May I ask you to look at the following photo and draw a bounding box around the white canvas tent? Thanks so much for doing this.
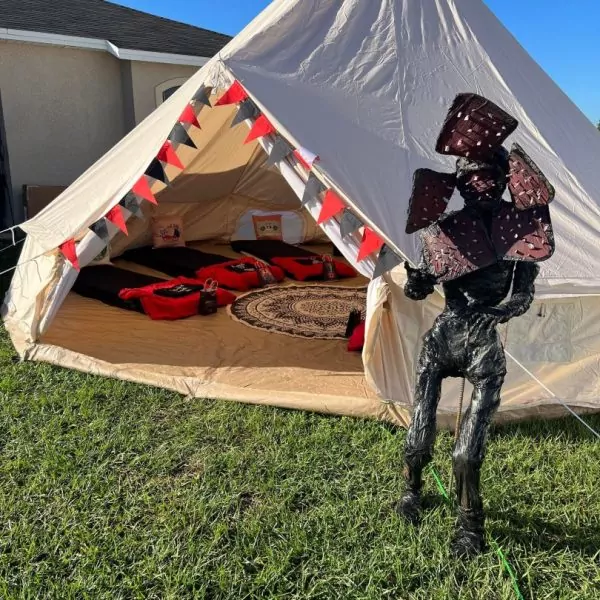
[4,0,600,427]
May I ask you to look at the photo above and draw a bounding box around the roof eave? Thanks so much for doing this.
[0,27,210,66]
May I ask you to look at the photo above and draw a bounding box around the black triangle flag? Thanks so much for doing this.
[90,219,110,244]
[266,136,294,166]
[119,192,144,219]
[339,209,363,238]
[231,98,260,127]
[145,158,170,186]
[372,244,402,279]
[301,172,327,206]
[192,85,212,107]
[168,122,197,149]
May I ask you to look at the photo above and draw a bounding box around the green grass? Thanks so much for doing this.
[0,328,598,599]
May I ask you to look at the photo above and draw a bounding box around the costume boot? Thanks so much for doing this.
[451,506,486,558]
[451,456,486,558]
[396,463,423,525]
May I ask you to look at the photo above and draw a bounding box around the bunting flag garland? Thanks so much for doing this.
[339,209,363,238]
[215,80,248,106]
[119,192,144,219]
[357,228,384,262]
[317,190,346,225]
[266,136,294,166]
[191,85,212,107]
[294,147,319,171]
[179,104,201,129]
[106,205,128,235]
[231,98,260,127]
[90,219,110,244]
[244,114,276,144]
[301,172,327,205]
[132,176,157,205]
[372,244,402,278]
[59,239,80,271]
[168,123,197,149]
[157,141,185,170]
[145,158,170,186]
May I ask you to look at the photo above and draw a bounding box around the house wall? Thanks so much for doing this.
[0,41,126,223]
[130,62,197,124]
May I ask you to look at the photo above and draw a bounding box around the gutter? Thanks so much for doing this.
[0,28,209,67]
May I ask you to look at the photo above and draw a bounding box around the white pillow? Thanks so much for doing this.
[232,210,307,244]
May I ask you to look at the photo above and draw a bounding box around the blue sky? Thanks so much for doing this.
[116,0,600,123]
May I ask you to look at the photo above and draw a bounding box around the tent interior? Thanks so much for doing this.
[34,100,405,424]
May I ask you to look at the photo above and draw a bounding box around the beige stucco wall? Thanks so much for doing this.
[0,41,126,221]
[130,62,197,124]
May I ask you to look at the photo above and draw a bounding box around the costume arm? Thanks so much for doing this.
[494,261,539,323]
[404,248,437,301]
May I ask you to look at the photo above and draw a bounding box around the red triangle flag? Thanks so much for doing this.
[132,176,157,205]
[293,147,319,171]
[244,114,276,144]
[157,141,184,170]
[357,228,384,262]
[106,205,128,235]
[179,104,201,129]
[317,190,346,225]
[215,81,248,106]
[59,239,80,271]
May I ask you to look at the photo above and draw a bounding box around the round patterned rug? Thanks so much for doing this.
[228,285,367,340]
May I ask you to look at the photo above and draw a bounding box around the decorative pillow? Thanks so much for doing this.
[252,214,283,241]
[152,216,185,248]
[232,210,307,244]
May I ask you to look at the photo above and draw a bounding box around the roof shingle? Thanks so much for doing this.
[0,0,232,57]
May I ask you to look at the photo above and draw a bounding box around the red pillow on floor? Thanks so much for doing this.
[119,276,235,320]
[347,321,366,352]
[196,258,285,291]
[271,256,356,281]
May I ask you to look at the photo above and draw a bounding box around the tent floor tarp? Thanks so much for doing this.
[37,289,397,421]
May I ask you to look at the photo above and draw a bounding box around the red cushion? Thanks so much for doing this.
[347,321,366,352]
[118,276,235,320]
[271,256,357,281]
[196,258,285,291]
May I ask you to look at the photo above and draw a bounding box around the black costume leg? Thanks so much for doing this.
[451,372,503,557]
[398,331,445,524]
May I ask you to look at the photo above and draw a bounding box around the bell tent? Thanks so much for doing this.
[4,0,600,428]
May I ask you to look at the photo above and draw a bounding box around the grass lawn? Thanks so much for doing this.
[0,329,598,599]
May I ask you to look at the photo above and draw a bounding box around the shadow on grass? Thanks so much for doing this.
[488,510,600,558]
[489,415,600,445]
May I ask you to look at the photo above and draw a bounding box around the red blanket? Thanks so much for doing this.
[119,277,235,320]
[196,257,285,291]
[271,256,356,281]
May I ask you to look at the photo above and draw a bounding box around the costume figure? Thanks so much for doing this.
[397,94,556,558]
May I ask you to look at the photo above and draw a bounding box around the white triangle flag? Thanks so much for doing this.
[294,146,319,170]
